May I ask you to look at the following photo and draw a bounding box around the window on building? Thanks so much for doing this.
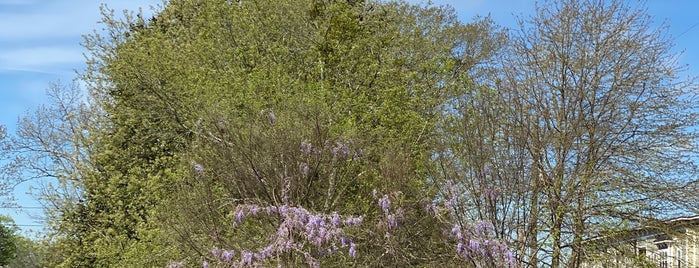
[677,249,682,268]
[638,247,646,257]
[659,249,668,268]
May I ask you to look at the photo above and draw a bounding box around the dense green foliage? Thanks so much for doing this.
[6,234,45,268]
[38,0,502,266]
[0,216,18,265]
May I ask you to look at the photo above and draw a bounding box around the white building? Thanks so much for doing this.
[583,216,699,268]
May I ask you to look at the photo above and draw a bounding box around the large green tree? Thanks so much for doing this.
[22,0,503,266]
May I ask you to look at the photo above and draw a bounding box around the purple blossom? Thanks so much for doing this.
[473,221,492,235]
[447,221,513,265]
[201,179,518,267]
[267,111,277,123]
[344,216,363,226]
[330,142,352,159]
[277,226,289,237]
[332,146,340,157]
[202,261,209,268]
[234,210,244,226]
[331,212,341,227]
[348,243,357,258]
[426,202,439,215]
[378,195,391,212]
[445,180,459,209]
[300,141,312,155]
[318,227,326,239]
[213,202,364,267]
[259,245,274,259]
[242,251,254,265]
[469,239,480,253]
[283,240,293,251]
[445,196,457,208]
[300,162,309,177]
[505,250,515,264]
[303,252,319,268]
[193,163,204,174]
[387,214,397,229]
[451,225,460,236]
[341,146,349,158]
[251,206,260,216]
[221,250,234,261]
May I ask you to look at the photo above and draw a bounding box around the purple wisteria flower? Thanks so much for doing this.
[440,181,515,266]
[242,251,253,265]
[473,220,492,235]
[221,250,234,261]
[192,163,205,179]
[378,195,392,212]
[267,111,277,123]
[198,171,516,267]
[331,212,341,227]
[348,243,357,258]
[299,162,309,177]
[469,239,480,253]
[210,203,363,267]
[300,141,313,155]
[259,109,276,123]
[425,202,439,215]
[375,192,404,233]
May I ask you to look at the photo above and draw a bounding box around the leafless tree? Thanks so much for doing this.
[0,82,103,224]
[440,0,699,267]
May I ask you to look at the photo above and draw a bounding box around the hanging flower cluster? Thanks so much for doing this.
[208,203,362,267]
[441,180,515,266]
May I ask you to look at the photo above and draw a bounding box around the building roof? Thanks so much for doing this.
[584,215,699,245]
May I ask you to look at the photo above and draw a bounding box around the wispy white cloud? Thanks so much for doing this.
[0,1,161,42]
[0,1,160,73]
[0,46,84,73]
[0,12,91,41]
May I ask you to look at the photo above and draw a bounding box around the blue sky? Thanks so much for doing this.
[0,0,698,233]
[0,0,162,233]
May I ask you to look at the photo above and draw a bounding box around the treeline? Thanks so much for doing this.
[1,0,699,267]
